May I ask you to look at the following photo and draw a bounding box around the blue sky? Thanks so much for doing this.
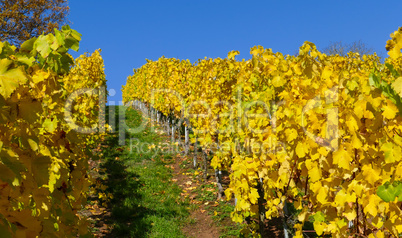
[68,0,402,103]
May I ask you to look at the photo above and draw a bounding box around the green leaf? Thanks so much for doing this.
[47,34,59,50]
[313,211,325,222]
[54,29,65,46]
[15,53,35,66]
[0,215,14,238]
[369,73,379,88]
[370,70,402,116]
[0,149,26,183]
[20,37,36,53]
[376,182,402,202]
[0,42,15,58]
[385,63,400,78]
[62,25,81,52]
[60,54,74,72]
[34,35,51,58]
[397,183,402,202]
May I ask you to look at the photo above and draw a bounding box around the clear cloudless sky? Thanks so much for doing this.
[68,0,402,103]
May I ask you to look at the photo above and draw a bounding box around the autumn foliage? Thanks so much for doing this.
[123,28,402,237]
[0,0,69,46]
[0,27,106,237]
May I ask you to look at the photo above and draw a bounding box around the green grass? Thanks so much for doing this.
[93,106,189,237]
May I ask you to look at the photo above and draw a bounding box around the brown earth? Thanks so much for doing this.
[81,143,114,237]
[171,154,221,238]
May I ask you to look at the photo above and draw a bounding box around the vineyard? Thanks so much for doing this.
[0,27,107,237]
[1,20,402,237]
[122,27,402,237]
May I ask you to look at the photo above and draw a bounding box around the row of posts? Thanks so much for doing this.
[130,100,224,196]
[128,100,292,237]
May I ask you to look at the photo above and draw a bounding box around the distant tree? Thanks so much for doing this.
[322,40,374,56]
[0,0,69,46]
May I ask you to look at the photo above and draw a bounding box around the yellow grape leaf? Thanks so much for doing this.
[28,138,39,151]
[309,167,321,183]
[293,64,302,75]
[371,215,384,229]
[346,80,359,91]
[272,75,285,87]
[383,102,398,119]
[238,198,250,210]
[396,223,402,233]
[296,142,307,158]
[249,188,259,204]
[364,194,379,217]
[375,230,385,238]
[39,144,52,157]
[345,114,359,132]
[317,186,329,204]
[294,198,302,210]
[0,76,18,99]
[392,77,402,97]
[224,188,233,200]
[32,70,50,83]
[285,128,298,142]
[333,189,347,207]
[353,100,366,119]
[293,233,303,238]
[313,221,325,236]
[0,59,27,99]
[317,147,329,156]
[389,47,402,59]
[333,147,351,170]
[381,142,396,164]
[227,50,239,60]
[321,66,332,79]
[343,209,356,221]
[363,110,374,119]
[347,180,364,197]
[346,193,357,204]
[232,213,244,223]
[48,161,61,193]
[336,218,348,230]
[351,134,362,149]
[42,117,58,133]
[298,211,308,222]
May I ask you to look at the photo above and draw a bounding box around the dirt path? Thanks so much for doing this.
[80,143,113,237]
[81,136,223,238]
[171,154,221,238]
